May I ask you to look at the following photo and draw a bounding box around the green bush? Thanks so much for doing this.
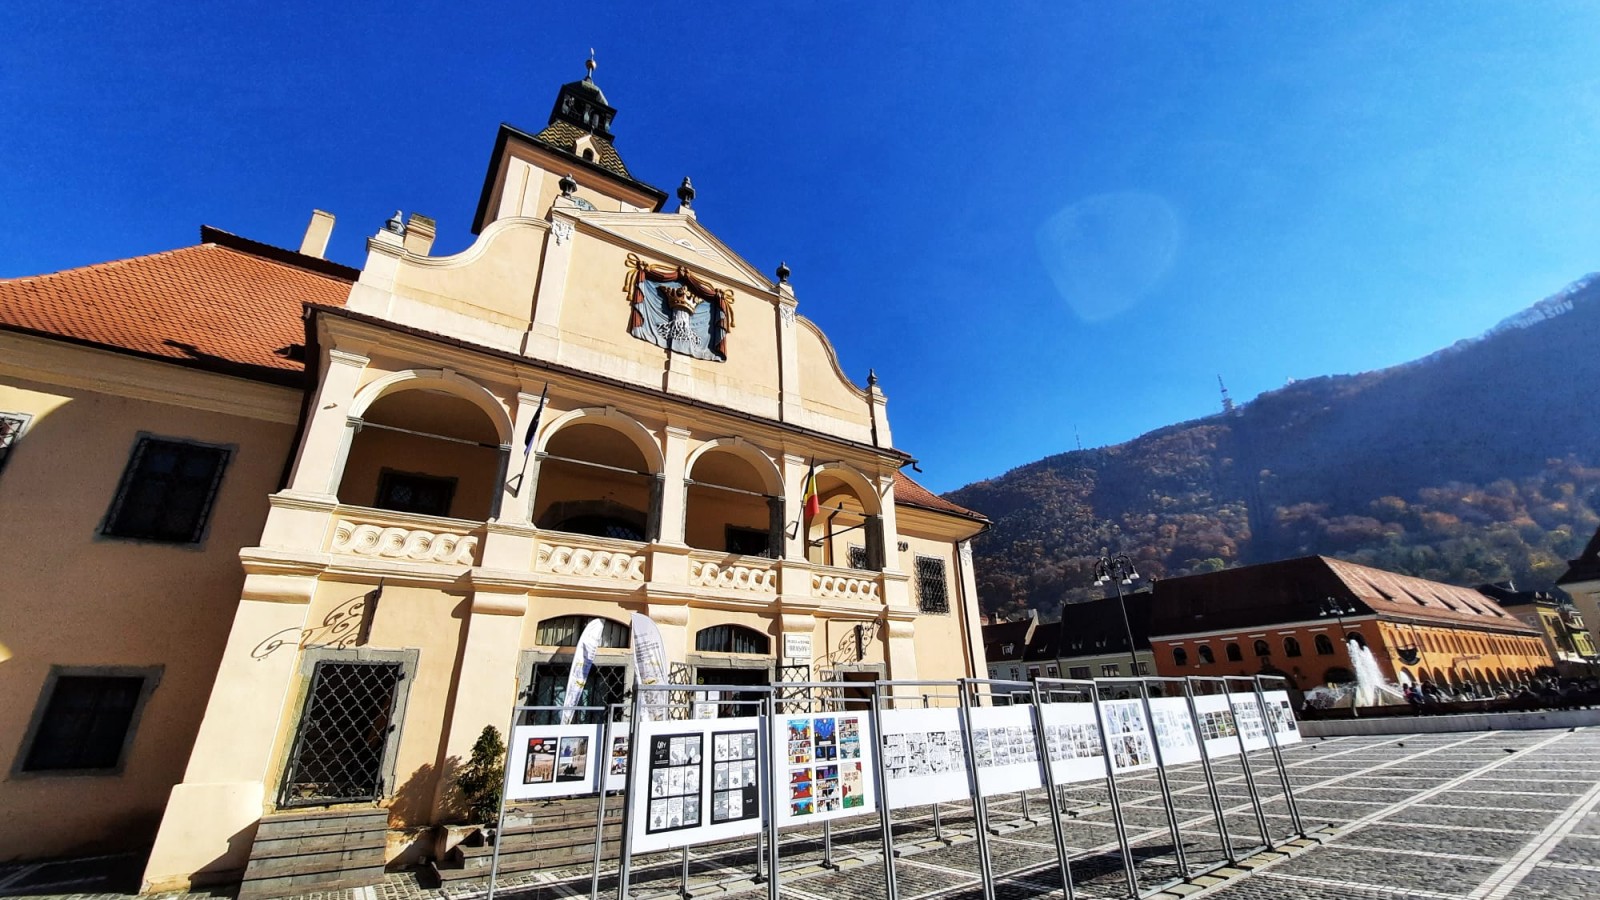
[456,725,506,825]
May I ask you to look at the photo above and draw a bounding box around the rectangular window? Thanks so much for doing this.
[17,668,160,774]
[375,469,456,518]
[1069,666,1091,680]
[102,436,230,544]
[847,544,870,570]
[0,412,31,475]
[915,555,950,614]
[725,526,773,558]
[1046,665,1059,678]
[1101,664,1120,677]
[280,659,405,807]
[1009,666,1021,680]
[1135,662,1150,676]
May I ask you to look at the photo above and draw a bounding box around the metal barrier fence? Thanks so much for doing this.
[481,675,1308,900]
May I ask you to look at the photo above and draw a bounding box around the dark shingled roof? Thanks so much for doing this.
[533,120,635,179]
[1058,592,1154,657]
[982,619,1034,662]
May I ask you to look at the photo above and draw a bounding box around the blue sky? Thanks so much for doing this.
[5,2,1599,492]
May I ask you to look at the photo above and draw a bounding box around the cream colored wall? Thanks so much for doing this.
[388,220,547,330]
[896,534,970,682]
[0,371,293,860]
[794,320,872,439]
[683,486,769,553]
[532,463,652,531]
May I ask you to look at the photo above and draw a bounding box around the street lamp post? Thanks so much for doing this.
[1094,554,1143,675]
[1318,596,1362,715]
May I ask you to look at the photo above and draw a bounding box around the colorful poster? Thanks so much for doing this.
[1190,693,1242,759]
[878,706,971,810]
[604,734,629,791]
[1037,701,1108,785]
[772,713,876,826]
[1260,690,1302,746]
[968,704,1044,796]
[1098,698,1157,773]
[1147,696,1202,765]
[506,723,603,799]
[628,715,764,853]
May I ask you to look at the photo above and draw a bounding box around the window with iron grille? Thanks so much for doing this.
[847,544,869,570]
[0,413,30,475]
[535,616,630,649]
[17,668,160,774]
[914,555,950,614]
[375,469,456,518]
[695,625,770,655]
[102,436,230,544]
[526,662,628,725]
[280,660,404,807]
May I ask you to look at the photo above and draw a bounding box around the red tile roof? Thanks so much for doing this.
[0,227,352,384]
[893,472,987,522]
[1322,557,1536,633]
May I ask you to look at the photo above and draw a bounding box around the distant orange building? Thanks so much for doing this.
[1147,556,1550,692]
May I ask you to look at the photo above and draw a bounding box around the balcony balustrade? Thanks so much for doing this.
[687,551,778,595]
[327,505,483,566]
[534,531,649,582]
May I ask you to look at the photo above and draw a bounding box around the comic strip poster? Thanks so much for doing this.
[1097,698,1158,773]
[771,713,876,826]
[878,706,972,810]
[967,704,1044,796]
[1147,696,1202,765]
[628,715,764,853]
[506,723,602,799]
[1037,701,1109,785]
[1190,693,1243,760]
[1260,690,1302,746]
[1228,694,1272,752]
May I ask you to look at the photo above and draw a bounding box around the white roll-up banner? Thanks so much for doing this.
[560,618,604,724]
[630,612,670,722]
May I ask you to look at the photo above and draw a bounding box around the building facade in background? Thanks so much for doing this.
[0,65,989,888]
[1480,583,1600,676]
[1146,556,1550,691]
[1558,525,1600,652]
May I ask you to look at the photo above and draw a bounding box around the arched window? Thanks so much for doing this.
[1314,634,1334,656]
[1226,642,1242,662]
[1172,647,1189,667]
[695,625,770,655]
[1253,639,1271,658]
[535,616,630,649]
[1346,631,1367,649]
[1284,637,1302,658]
[1198,645,1215,664]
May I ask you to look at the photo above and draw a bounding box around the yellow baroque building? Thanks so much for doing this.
[0,66,989,889]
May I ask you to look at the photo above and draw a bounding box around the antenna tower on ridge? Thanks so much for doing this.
[1218,375,1236,415]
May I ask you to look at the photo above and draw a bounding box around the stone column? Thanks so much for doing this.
[142,573,318,891]
[780,453,810,563]
[284,347,369,500]
[883,615,920,694]
[523,207,577,360]
[432,582,528,818]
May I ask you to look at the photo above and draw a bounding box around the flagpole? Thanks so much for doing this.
[514,383,549,496]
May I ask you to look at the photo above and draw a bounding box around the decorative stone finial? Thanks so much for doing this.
[868,369,879,388]
[559,172,577,197]
[384,210,406,235]
[677,177,695,208]
[585,49,596,79]
[776,261,791,284]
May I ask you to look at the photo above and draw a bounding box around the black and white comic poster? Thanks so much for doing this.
[628,715,765,853]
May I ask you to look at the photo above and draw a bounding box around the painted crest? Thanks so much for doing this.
[624,253,735,361]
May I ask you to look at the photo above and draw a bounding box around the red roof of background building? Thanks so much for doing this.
[893,472,987,522]
[0,227,352,384]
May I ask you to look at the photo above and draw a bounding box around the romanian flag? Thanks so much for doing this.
[802,462,820,519]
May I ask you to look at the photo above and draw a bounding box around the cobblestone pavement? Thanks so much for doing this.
[6,728,1600,900]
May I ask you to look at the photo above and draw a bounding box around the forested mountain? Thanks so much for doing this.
[949,275,1600,621]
